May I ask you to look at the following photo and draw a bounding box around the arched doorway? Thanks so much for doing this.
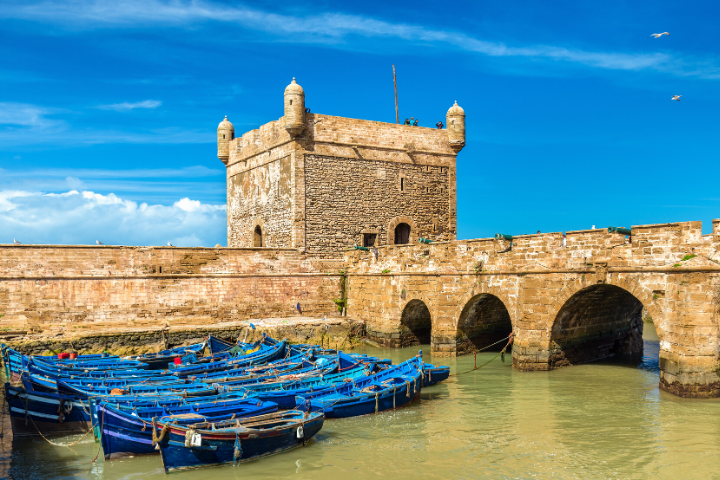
[549,284,644,368]
[394,223,411,244]
[253,225,263,247]
[456,294,513,355]
[400,300,431,347]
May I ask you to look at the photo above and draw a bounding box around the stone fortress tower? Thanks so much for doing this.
[218,78,465,257]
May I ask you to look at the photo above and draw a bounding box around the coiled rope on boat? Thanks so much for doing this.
[152,417,170,449]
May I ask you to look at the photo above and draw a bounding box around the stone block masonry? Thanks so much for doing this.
[0,245,344,334]
[344,220,720,398]
[221,78,462,256]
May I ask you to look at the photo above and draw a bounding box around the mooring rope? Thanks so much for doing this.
[453,334,514,377]
[29,415,95,447]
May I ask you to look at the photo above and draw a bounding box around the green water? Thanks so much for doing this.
[2,327,720,479]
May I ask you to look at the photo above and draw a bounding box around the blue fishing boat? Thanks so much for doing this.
[156,410,325,472]
[207,335,236,355]
[172,337,286,377]
[297,355,424,418]
[4,382,93,436]
[124,341,206,370]
[32,357,149,373]
[27,361,170,379]
[95,398,278,459]
[218,362,374,408]
[422,364,450,387]
[23,372,181,394]
[56,379,217,398]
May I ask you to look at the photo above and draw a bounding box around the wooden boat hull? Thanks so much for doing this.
[97,400,278,459]
[422,365,450,387]
[158,412,324,473]
[5,384,91,437]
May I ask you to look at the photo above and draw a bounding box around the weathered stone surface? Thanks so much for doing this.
[223,93,462,255]
[6,317,364,356]
[345,220,720,397]
[0,246,343,332]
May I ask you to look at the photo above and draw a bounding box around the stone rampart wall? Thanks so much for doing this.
[0,246,343,333]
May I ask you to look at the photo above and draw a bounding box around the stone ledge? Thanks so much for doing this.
[4,316,365,356]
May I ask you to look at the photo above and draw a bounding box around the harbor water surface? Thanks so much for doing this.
[2,325,720,479]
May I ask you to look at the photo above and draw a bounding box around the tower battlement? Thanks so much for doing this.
[219,78,465,256]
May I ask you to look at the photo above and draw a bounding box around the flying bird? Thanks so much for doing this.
[96,240,103,245]
[672,95,682,101]
[13,239,20,244]
[649,32,670,38]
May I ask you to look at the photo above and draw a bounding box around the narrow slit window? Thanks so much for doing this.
[400,178,405,191]
[223,134,225,139]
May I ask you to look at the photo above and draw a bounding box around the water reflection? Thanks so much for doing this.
[2,325,719,479]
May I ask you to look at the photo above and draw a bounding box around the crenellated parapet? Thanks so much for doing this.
[220,78,463,255]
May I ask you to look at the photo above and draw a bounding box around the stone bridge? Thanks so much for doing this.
[345,220,720,398]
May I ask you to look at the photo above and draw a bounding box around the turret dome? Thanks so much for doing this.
[218,115,234,131]
[284,77,305,137]
[284,77,304,96]
[217,115,234,164]
[447,101,465,117]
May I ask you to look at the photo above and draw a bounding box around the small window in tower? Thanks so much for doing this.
[400,178,405,191]
[290,100,293,105]
[426,187,430,194]
[363,233,377,247]
[253,225,263,247]
[231,132,234,140]
[223,134,225,139]
[433,223,437,232]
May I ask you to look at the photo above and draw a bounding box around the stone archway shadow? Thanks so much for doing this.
[399,298,433,347]
[452,284,515,356]
[544,276,668,372]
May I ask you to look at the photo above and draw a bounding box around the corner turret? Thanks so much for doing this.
[284,77,305,137]
[446,101,465,153]
[217,115,234,164]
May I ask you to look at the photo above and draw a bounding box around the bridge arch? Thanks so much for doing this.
[399,298,433,347]
[548,282,655,368]
[454,290,514,355]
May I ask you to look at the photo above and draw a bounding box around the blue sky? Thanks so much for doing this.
[1,0,719,246]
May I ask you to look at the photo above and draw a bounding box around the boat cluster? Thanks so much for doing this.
[1,334,449,473]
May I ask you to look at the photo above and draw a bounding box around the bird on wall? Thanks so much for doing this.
[13,239,20,244]
[167,242,174,247]
[672,95,682,101]
[649,32,670,38]
[96,240,103,245]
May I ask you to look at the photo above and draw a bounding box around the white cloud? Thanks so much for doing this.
[1,0,718,79]
[0,102,209,146]
[97,100,162,111]
[0,189,226,246]
[0,102,65,131]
